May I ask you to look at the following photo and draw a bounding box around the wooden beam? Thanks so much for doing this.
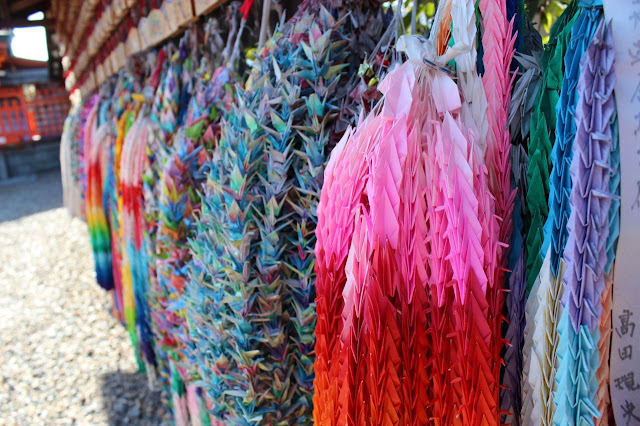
[9,0,44,14]
[0,0,9,20]
[0,17,53,28]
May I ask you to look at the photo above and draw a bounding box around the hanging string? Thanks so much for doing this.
[230,17,247,66]
[259,0,272,48]
[228,0,255,67]
[222,3,240,64]
[411,0,418,35]
[396,0,404,38]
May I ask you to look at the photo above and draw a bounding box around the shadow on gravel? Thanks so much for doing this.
[0,170,63,223]
[100,371,169,425]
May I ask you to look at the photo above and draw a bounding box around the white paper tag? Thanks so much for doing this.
[602,1,640,424]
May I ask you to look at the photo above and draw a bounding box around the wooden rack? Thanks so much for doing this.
[54,0,227,98]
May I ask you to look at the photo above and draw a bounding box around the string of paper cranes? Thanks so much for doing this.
[59,0,640,424]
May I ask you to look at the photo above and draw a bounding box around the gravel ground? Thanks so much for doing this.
[0,170,169,425]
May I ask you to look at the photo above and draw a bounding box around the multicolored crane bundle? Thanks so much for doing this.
[59,0,635,424]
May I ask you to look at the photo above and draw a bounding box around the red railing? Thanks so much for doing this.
[0,86,33,145]
[0,84,69,146]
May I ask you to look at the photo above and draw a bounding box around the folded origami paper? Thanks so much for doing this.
[85,99,114,291]
[553,18,615,426]
[57,1,626,423]
[525,1,578,293]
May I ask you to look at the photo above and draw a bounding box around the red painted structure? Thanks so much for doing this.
[0,32,69,146]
